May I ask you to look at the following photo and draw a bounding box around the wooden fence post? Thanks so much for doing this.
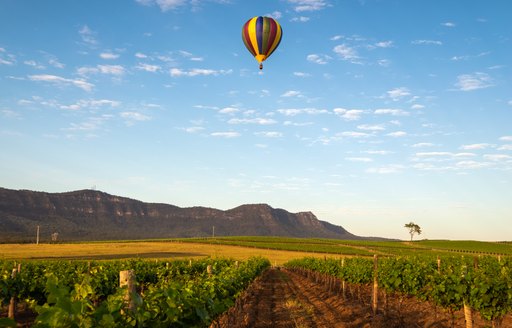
[462,264,473,328]
[8,263,21,320]
[120,270,137,312]
[372,255,378,315]
[207,265,213,277]
[341,258,346,300]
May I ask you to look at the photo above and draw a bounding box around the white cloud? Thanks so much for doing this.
[357,124,385,131]
[211,131,241,138]
[278,108,328,116]
[442,22,456,27]
[307,54,330,64]
[346,157,373,162]
[281,90,303,98]
[77,65,126,76]
[100,52,119,60]
[411,40,443,46]
[266,11,282,19]
[337,131,371,138]
[228,118,276,125]
[498,145,512,151]
[136,0,187,11]
[287,0,328,12]
[28,74,94,91]
[460,143,493,150]
[293,72,311,77]
[455,72,493,91]
[366,164,405,174]
[98,65,126,75]
[483,154,512,161]
[412,142,435,148]
[218,107,239,114]
[136,63,161,72]
[364,150,393,155]
[184,126,204,133]
[333,108,365,121]
[255,131,283,138]
[60,99,120,111]
[120,111,151,124]
[375,41,393,48]
[170,68,232,77]
[0,58,15,65]
[333,44,359,61]
[456,160,491,169]
[374,108,409,116]
[386,131,407,137]
[135,52,148,59]
[386,87,410,101]
[24,60,45,69]
[79,25,97,46]
[291,16,310,22]
[411,104,425,110]
[499,136,512,142]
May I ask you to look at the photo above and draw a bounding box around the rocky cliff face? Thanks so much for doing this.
[0,187,359,242]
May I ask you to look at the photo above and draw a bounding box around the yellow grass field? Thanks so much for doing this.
[0,241,332,265]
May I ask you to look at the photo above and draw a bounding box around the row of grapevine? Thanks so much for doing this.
[285,256,512,327]
[0,257,270,327]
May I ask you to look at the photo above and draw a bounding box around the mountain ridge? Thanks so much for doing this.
[0,187,374,242]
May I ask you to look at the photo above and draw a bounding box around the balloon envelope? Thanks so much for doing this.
[242,16,282,69]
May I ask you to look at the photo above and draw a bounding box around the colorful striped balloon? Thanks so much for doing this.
[242,16,283,70]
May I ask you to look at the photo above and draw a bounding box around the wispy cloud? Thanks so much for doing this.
[170,68,232,77]
[411,40,443,46]
[333,44,359,62]
[120,111,151,125]
[291,16,310,23]
[307,54,331,64]
[287,0,328,12]
[255,131,283,138]
[100,52,120,60]
[29,74,94,91]
[278,108,328,116]
[227,118,277,125]
[460,143,493,150]
[386,131,407,137]
[366,164,405,174]
[211,131,241,138]
[374,108,409,116]
[386,87,411,101]
[441,22,456,27]
[77,65,126,76]
[78,25,97,46]
[135,63,161,72]
[333,108,365,120]
[455,72,493,91]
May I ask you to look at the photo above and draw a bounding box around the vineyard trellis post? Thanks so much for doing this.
[120,270,137,312]
[372,254,378,315]
[8,263,21,320]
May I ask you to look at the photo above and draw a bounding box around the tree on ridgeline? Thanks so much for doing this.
[404,222,422,241]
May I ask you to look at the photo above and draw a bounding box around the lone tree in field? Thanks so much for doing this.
[404,222,422,241]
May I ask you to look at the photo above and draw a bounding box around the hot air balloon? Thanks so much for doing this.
[242,16,283,70]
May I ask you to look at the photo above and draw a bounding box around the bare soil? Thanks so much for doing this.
[211,267,512,328]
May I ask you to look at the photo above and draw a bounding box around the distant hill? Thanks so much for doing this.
[0,187,370,242]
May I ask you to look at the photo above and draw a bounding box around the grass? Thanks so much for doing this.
[1,237,510,263]
[0,241,334,265]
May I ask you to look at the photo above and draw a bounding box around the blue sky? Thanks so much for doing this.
[1,0,511,241]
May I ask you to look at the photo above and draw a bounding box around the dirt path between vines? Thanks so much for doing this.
[212,268,512,328]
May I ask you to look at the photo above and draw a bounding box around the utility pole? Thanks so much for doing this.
[36,225,40,245]
[212,226,215,238]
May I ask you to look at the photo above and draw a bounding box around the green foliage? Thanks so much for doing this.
[1,257,269,327]
[285,255,512,324]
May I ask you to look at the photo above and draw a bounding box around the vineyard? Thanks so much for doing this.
[0,257,269,327]
[1,239,512,327]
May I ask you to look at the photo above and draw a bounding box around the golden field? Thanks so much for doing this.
[0,241,331,265]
